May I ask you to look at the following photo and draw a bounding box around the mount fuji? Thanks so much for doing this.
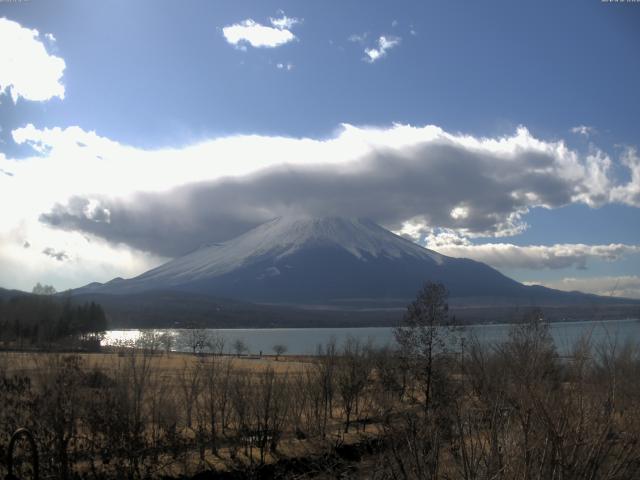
[76,216,625,311]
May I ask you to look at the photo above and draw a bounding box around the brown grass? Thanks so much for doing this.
[1,350,312,375]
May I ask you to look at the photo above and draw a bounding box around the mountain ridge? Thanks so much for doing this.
[75,216,637,309]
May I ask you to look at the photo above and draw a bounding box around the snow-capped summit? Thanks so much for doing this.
[169,216,445,268]
[79,216,534,305]
[241,216,445,263]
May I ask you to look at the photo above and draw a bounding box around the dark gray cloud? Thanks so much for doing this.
[42,247,68,261]
[39,139,597,257]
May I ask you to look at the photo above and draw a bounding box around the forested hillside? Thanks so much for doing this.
[0,290,107,348]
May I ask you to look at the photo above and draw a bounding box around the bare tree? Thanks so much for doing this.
[32,354,84,479]
[229,369,252,458]
[394,282,455,412]
[209,333,226,356]
[336,337,371,433]
[177,359,202,429]
[32,282,57,295]
[183,329,212,355]
[250,367,290,463]
[315,338,338,438]
[201,354,234,454]
[233,338,248,357]
[273,344,287,361]
[137,330,162,353]
[159,331,174,354]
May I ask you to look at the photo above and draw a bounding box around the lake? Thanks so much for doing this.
[104,318,640,356]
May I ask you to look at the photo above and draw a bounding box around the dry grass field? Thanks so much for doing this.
[2,350,313,376]
[2,316,640,479]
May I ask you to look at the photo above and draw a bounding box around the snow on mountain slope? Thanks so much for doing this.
[79,216,537,303]
[133,216,445,285]
[74,217,640,309]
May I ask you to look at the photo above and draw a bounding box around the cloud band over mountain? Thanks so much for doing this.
[22,124,638,258]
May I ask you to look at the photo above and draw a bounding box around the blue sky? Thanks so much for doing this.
[0,0,639,297]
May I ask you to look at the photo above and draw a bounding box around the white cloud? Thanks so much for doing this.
[524,276,640,299]
[7,123,631,220]
[0,18,65,102]
[450,206,469,220]
[364,35,401,63]
[44,32,56,43]
[0,223,166,292]
[427,241,640,270]
[276,62,294,71]
[269,14,299,30]
[413,227,470,246]
[610,147,640,207]
[571,125,596,137]
[2,122,639,286]
[348,33,368,44]
[222,14,299,49]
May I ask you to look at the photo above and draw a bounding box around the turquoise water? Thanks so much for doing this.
[104,318,640,355]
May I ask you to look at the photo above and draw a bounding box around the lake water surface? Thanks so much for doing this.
[104,318,640,355]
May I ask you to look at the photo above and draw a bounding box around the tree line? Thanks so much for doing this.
[0,287,108,348]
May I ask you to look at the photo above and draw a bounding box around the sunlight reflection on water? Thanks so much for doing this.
[103,318,640,355]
